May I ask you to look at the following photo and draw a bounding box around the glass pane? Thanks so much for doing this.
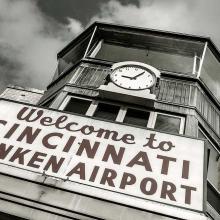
[93,103,120,121]
[200,47,220,102]
[155,114,181,134]
[64,98,91,115]
[123,108,149,127]
[198,130,220,191]
[0,211,28,220]
[55,36,90,78]
[94,42,194,74]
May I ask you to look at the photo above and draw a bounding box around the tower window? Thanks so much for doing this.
[198,128,220,214]
[89,41,196,75]
[93,102,120,121]
[123,108,150,127]
[63,97,92,115]
[153,113,184,134]
[198,128,220,192]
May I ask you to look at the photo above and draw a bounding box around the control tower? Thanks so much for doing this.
[0,22,219,220]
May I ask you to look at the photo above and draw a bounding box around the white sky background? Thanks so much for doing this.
[0,0,219,92]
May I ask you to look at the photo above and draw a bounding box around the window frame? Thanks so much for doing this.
[87,39,201,76]
[198,127,220,194]
[59,95,185,134]
[92,101,121,121]
[59,95,95,116]
[149,112,185,134]
[120,107,151,128]
[90,101,126,123]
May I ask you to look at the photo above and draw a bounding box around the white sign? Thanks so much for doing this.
[0,100,205,212]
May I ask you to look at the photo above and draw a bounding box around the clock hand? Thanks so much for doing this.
[132,71,145,79]
[121,71,145,80]
[121,75,133,79]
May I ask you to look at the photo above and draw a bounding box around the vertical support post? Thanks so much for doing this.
[197,42,208,78]
[185,114,198,137]
[83,26,97,58]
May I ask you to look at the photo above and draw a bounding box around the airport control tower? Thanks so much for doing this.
[0,22,219,220]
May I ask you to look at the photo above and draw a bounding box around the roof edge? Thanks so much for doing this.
[57,21,220,60]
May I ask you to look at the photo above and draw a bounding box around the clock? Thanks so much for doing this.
[110,62,158,90]
[99,61,160,107]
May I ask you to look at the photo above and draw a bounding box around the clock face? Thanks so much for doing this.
[110,65,155,90]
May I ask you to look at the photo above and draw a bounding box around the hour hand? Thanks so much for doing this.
[121,75,133,79]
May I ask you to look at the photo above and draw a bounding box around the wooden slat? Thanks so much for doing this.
[64,86,99,97]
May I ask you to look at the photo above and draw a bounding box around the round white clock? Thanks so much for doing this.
[110,62,159,90]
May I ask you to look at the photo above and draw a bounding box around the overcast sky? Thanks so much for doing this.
[0,0,219,92]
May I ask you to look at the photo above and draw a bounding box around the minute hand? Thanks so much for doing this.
[132,71,145,79]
